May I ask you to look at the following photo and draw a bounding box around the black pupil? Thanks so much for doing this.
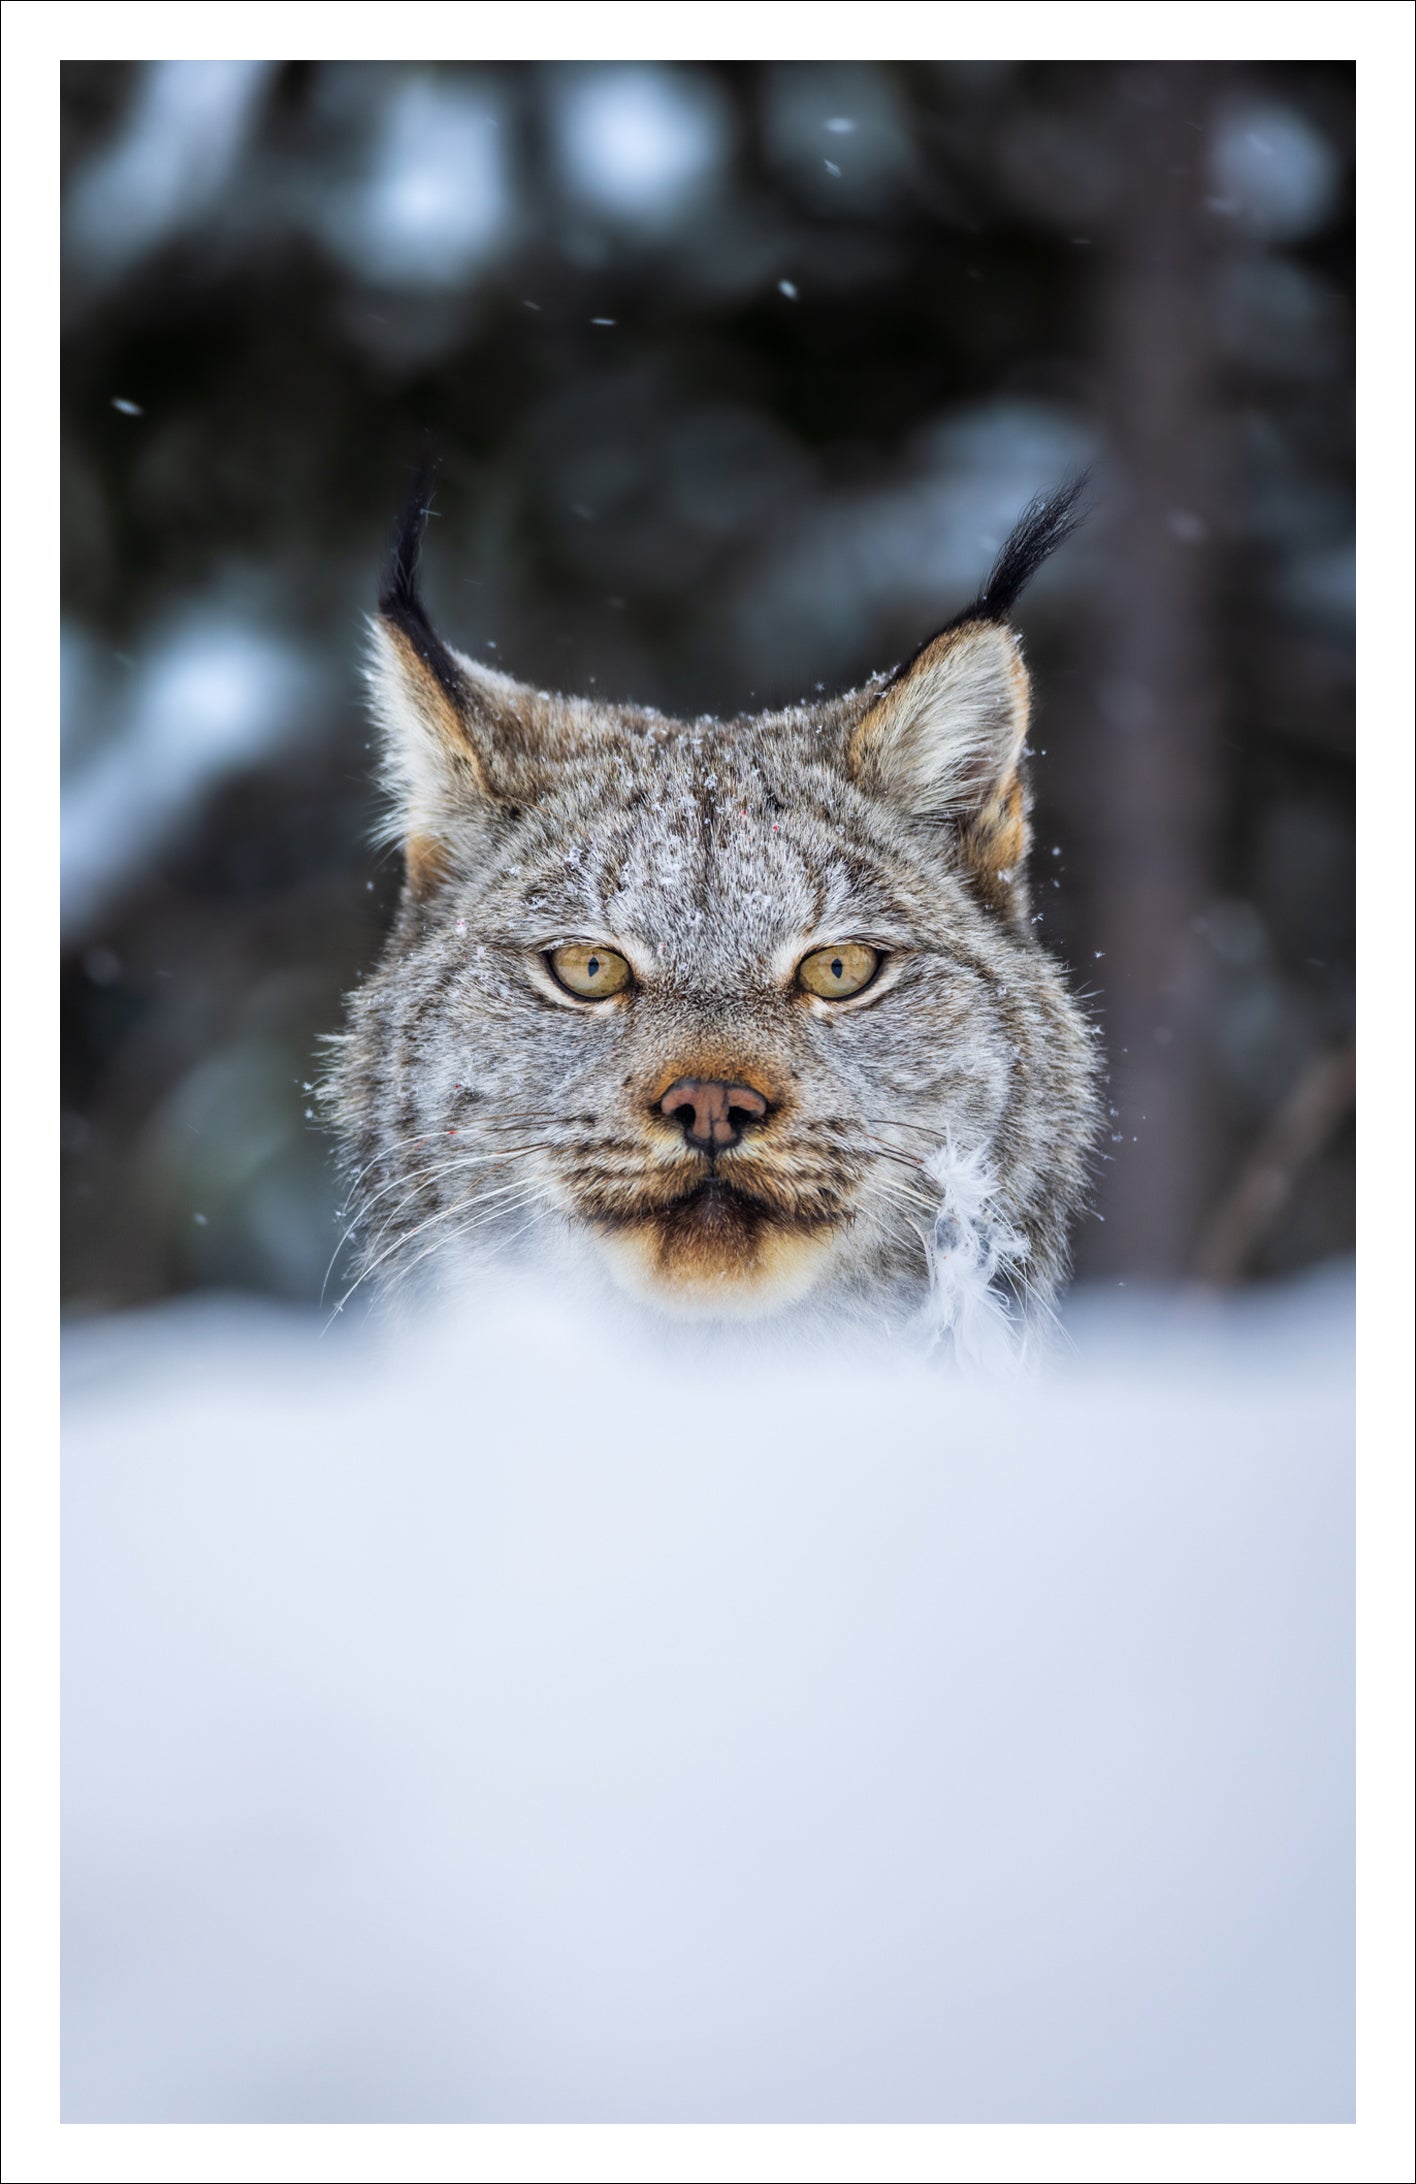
[831,957,844,981]
[587,956,600,979]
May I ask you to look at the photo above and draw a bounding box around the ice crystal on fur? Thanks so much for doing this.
[328,478,1101,1339]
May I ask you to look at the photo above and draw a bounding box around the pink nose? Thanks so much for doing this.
[659,1077,769,1152]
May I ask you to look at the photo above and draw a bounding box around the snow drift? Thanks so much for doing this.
[61,1267,1354,2122]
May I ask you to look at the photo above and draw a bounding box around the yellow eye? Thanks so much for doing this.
[796,943,882,1000]
[547,942,633,999]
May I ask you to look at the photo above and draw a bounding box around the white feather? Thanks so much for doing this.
[918,1136,1032,1373]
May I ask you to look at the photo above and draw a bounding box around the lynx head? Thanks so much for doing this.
[330,479,1100,1339]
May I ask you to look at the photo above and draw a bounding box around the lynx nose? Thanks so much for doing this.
[659,1077,769,1153]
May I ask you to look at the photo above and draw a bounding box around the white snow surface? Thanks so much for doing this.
[62,1267,1354,2122]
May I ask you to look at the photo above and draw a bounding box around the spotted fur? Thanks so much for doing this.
[326,482,1101,1344]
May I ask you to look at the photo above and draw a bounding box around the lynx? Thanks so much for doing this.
[327,480,1101,1349]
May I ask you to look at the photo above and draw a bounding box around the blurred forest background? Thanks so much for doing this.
[60,58,1354,1312]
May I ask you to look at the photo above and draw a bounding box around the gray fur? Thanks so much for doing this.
[327,542,1102,1345]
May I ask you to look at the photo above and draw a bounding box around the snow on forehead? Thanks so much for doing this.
[598,761,824,948]
[519,702,887,950]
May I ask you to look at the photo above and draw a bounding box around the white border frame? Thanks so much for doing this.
[6,6,1412,2180]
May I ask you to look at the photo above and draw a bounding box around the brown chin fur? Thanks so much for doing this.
[586,1178,845,1317]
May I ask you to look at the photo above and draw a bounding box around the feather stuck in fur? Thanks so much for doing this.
[918,1138,1034,1372]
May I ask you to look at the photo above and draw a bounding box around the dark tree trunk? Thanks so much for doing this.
[1087,63,1227,1278]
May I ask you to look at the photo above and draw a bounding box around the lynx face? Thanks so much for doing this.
[330,485,1100,1335]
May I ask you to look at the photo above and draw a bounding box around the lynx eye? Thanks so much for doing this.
[547,942,633,1000]
[796,943,882,1000]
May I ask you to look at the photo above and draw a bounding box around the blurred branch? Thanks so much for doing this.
[1192,1043,1355,1287]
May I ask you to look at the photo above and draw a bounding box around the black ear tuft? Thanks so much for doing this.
[882,474,1090,696]
[969,472,1090,625]
[378,457,437,622]
[377,457,465,709]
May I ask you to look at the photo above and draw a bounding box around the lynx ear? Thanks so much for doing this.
[367,479,549,895]
[846,478,1087,915]
[847,621,1032,911]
